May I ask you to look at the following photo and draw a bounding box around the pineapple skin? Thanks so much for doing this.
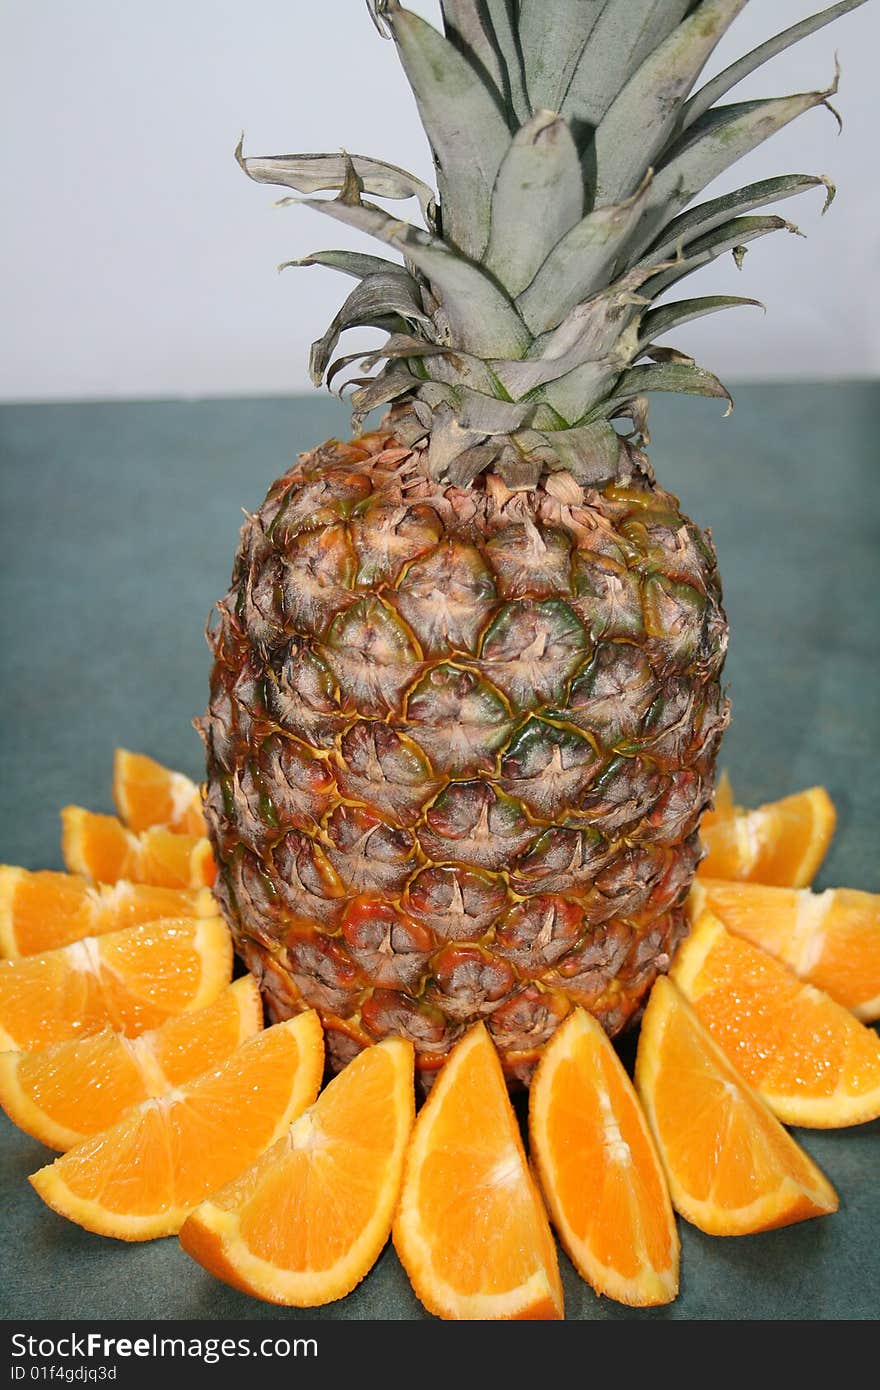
[198,423,728,1084]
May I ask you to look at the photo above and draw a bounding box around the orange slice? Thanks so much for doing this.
[671,911,880,1128]
[0,867,216,959]
[61,807,215,889]
[691,878,880,1022]
[180,1037,414,1306]
[698,787,836,887]
[700,769,735,830]
[635,977,838,1236]
[0,915,232,1052]
[0,975,262,1150]
[393,1022,563,1320]
[29,1012,324,1240]
[529,1008,678,1307]
[113,749,206,836]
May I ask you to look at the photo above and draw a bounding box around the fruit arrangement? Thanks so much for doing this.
[1,750,878,1316]
[3,0,876,1323]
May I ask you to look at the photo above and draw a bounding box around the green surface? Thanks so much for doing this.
[0,383,878,1321]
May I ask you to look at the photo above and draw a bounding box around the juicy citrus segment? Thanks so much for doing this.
[0,976,262,1150]
[0,916,232,1053]
[692,878,880,1022]
[698,787,836,888]
[0,866,216,960]
[113,749,207,837]
[61,807,215,890]
[635,977,838,1236]
[672,911,880,1128]
[393,1022,563,1320]
[529,1008,678,1307]
[180,1037,414,1306]
[29,1012,324,1241]
[700,769,736,831]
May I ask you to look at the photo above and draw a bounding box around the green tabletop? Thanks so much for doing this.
[1,384,877,1321]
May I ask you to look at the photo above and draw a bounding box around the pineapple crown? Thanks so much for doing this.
[240,0,864,489]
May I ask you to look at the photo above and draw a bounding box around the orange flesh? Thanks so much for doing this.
[671,913,880,1126]
[636,978,837,1235]
[698,787,836,888]
[529,1009,677,1305]
[693,879,880,1021]
[0,867,215,959]
[61,808,215,890]
[393,1023,563,1320]
[29,1013,324,1239]
[0,916,232,1052]
[0,977,262,1150]
[238,1045,406,1268]
[113,749,206,836]
[180,1039,415,1305]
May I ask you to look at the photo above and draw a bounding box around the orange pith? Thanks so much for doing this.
[635,977,838,1236]
[113,749,207,836]
[671,911,880,1128]
[180,1037,414,1306]
[0,867,216,959]
[0,975,262,1150]
[29,1011,324,1240]
[691,878,880,1022]
[393,1022,563,1321]
[529,1008,678,1307]
[0,915,232,1052]
[698,787,836,887]
[61,807,215,890]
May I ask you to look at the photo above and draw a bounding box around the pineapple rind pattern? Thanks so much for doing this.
[199,428,727,1081]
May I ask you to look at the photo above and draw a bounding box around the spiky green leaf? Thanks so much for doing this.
[634,85,840,254]
[299,195,531,357]
[485,113,583,297]
[595,362,733,418]
[439,1,507,108]
[638,295,763,349]
[646,175,834,262]
[516,174,653,334]
[643,215,800,298]
[309,270,430,384]
[293,249,405,281]
[681,0,867,131]
[591,0,748,203]
[562,1,693,131]
[237,143,436,225]
[483,0,530,124]
[380,3,511,259]
[517,0,604,113]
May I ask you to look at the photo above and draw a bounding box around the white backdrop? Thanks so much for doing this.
[2,0,878,401]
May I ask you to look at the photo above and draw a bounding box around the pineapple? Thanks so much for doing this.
[198,0,864,1085]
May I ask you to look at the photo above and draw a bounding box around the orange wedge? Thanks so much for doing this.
[671,911,880,1128]
[700,769,735,830]
[29,1012,324,1240]
[698,787,836,887]
[635,977,838,1236]
[0,975,262,1150]
[113,749,206,836]
[0,915,232,1053]
[61,807,215,890]
[0,867,216,959]
[529,1008,678,1308]
[180,1037,414,1306]
[691,878,880,1022]
[393,1022,563,1320]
